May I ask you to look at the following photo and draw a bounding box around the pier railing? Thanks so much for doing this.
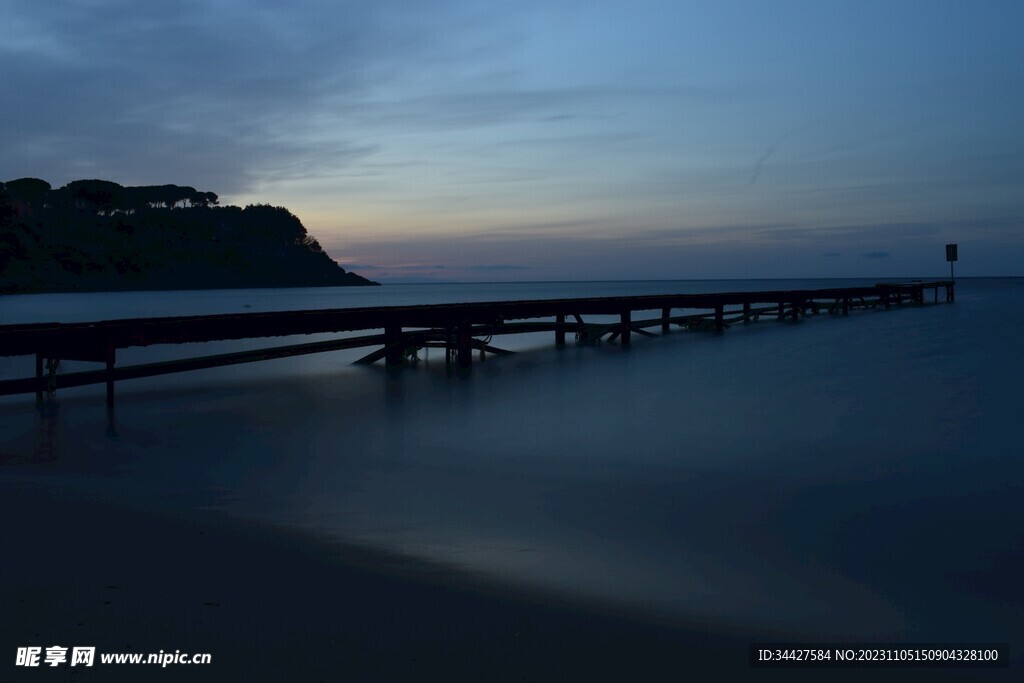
[0,280,954,407]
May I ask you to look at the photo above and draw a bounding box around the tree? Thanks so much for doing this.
[192,191,219,208]
[241,204,308,244]
[4,177,52,209]
[61,179,125,214]
[0,184,13,224]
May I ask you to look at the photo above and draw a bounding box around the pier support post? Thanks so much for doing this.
[742,302,751,324]
[555,314,566,347]
[714,305,724,334]
[43,358,60,401]
[456,321,472,368]
[384,324,404,367]
[661,307,671,333]
[35,354,44,406]
[620,310,631,347]
[792,301,800,322]
[105,345,116,410]
[843,297,850,315]
[777,302,785,320]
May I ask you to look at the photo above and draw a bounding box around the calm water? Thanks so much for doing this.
[2,278,1022,646]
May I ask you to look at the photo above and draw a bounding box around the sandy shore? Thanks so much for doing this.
[1,480,743,681]
[1,480,1012,682]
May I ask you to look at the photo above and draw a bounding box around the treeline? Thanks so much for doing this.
[0,177,377,293]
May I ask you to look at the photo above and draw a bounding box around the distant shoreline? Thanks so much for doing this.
[372,275,1016,286]
[0,279,380,297]
[5,274,1017,298]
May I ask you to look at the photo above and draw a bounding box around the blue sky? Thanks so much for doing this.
[3,1,1022,281]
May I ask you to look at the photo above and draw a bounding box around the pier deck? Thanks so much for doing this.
[0,280,954,408]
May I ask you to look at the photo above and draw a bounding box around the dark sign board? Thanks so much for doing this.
[946,243,958,262]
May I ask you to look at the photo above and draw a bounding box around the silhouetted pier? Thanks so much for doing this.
[0,281,954,408]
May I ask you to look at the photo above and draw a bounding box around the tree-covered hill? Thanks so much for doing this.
[0,178,377,293]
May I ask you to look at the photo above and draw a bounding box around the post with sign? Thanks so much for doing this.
[945,243,957,302]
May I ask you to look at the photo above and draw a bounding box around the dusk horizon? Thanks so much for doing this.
[4,1,1023,281]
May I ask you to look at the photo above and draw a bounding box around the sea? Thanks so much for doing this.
[1,277,1021,648]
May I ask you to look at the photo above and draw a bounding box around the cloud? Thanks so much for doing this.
[333,84,725,132]
[746,120,820,187]
[747,138,781,186]
[464,264,530,271]
[338,261,527,273]
[0,0,742,199]
[0,0,487,193]
[322,212,1024,282]
[574,217,1021,251]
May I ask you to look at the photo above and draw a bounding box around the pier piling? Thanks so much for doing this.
[384,324,404,367]
[457,321,472,368]
[105,345,115,410]
[34,354,43,406]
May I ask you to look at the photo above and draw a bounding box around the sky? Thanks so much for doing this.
[3,0,1023,282]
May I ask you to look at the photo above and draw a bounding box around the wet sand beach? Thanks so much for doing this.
[2,481,1011,682]
[1,481,755,681]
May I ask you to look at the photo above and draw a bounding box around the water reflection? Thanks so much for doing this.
[32,401,59,463]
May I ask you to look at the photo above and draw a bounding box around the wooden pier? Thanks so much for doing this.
[0,280,954,408]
